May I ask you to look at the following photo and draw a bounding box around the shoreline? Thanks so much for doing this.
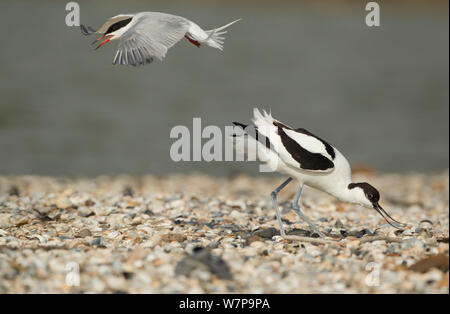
[0,171,448,293]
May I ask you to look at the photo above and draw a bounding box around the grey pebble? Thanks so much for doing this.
[76,229,92,238]
[90,237,106,247]
[124,213,136,219]
[206,242,220,249]
[401,238,423,249]
[252,228,279,239]
[175,247,232,280]
[334,220,345,228]
[286,229,311,237]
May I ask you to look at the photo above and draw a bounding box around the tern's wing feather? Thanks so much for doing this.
[114,14,190,66]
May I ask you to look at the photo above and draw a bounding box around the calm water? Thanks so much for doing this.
[0,0,448,176]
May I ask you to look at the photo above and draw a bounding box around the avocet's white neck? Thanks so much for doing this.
[331,182,373,208]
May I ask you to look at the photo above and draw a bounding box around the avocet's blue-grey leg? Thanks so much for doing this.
[292,184,325,238]
[270,177,293,237]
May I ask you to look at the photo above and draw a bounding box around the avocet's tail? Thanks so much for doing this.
[252,108,282,139]
[204,19,241,50]
[230,111,278,165]
[231,122,260,160]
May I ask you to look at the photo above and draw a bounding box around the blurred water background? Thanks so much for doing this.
[0,0,448,176]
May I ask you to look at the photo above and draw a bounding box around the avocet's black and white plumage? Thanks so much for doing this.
[233,109,405,237]
[80,12,240,66]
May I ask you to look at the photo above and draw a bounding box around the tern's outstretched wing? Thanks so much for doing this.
[113,13,191,66]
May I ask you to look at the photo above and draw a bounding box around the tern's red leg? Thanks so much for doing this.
[184,35,200,47]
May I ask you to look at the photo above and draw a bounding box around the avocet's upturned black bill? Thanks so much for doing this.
[80,12,241,66]
[232,109,406,237]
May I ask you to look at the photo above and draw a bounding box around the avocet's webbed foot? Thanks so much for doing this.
[292,185,325,238]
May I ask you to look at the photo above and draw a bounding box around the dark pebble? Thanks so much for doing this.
[122,272,134,280]
[175,247,232,280]
[245,235,264,245]
[123,186,134,197]
[84,200,95,207]
[143,209,154,216]
[8,186,20,197]
[76,229,92,238]
[90,237,106,247]
[253,228,279,239]
[409,254,449,273]
[206,242,220,249]
[286,228,311,237]
[334,220,345,228]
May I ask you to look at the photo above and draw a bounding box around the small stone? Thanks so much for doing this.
[334,220,345,228]
[206,242,220,249]
[229,210,244,220]
[246,235,264,245]
[10,215,29,227]
[143,209,153,216]
[409,254,449,273]
[160,233,187,243]
[123,186,134,197]
[286,228,311,237]
[84,199,95,207]
[0,214,12,228]
[78,206,95,217]
[55,196,72,209]
[8,186,20,196]
[76,229,92,238]
[253,228,278,239]
[169,199,184,208]
[175,247,232,280]
[90,237,106,247]
[107,231,120,239]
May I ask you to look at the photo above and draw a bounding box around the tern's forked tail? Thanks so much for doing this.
[204,19,241,50]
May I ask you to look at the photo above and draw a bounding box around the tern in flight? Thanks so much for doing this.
[81,12,241,66]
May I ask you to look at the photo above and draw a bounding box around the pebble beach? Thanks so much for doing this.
[0,171,448,293]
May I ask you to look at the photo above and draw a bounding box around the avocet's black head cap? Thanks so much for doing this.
[348,182,380,204]
[348,182,405,229]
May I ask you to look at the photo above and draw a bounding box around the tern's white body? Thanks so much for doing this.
[82,12,240,66]
[109,12,226,49]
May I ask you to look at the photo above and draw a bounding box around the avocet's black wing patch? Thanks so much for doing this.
[273,121,335,160]
[294,128,335,160]
[277,127,334,171]
[233,117,335,172]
